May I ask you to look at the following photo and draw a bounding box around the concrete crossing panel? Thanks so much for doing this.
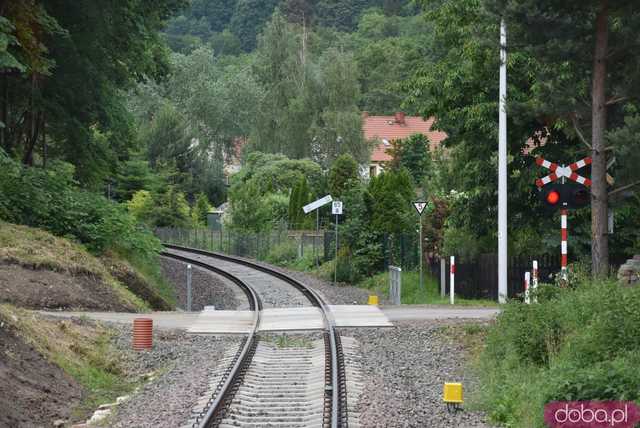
[186,305,393,334]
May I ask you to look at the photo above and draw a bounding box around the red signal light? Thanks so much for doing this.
[546,190,560,205]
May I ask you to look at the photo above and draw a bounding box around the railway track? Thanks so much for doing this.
[161,244,349,428]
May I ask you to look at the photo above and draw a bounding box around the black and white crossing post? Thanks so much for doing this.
[332,200,343,286]
[413,201,427,289]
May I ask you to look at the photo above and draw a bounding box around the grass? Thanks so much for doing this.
[357,270,499,306]
[0,304,137,418]
[0,221,150,311]
[476,277,640,427]
[438,322,491,359]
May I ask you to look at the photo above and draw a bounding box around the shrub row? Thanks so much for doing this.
[0,157,161,265]
[478,277,640,427]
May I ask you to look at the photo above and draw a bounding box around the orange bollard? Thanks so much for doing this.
[132,318,153,351]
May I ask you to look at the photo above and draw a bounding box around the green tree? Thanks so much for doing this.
[387,133,432,183]
[192,193,212,226]
[314,0,378,31]
[231,152,324,196]
[288,180,301,227]
[228,180,272,232]
[151,186,193,228]
[483,0,640,274]
[115,157,160,201]
[404,0,560,257]
[368,168,414,234]
[352,10,434,114]
[328,153,359,198]
[251,11,316,158]
[127,190,155,223]
[1,0,187,184]
[287,176,313,229]
[310,48,368,164]
[230,0,280,51]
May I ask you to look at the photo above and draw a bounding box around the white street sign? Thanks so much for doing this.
[303,194,333,214]
[413,201,427,215]
[332,201,343,215]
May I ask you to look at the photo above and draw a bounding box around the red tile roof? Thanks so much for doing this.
[363,114,447,162]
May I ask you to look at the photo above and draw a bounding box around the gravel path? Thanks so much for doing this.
[348,319,491,428]
[107,325,241,428]
[161,256,245,310]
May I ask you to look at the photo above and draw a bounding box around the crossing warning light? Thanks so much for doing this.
[538,182,590,211]
[546,189,560,205]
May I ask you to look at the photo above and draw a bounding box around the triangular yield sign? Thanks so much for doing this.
[413,201,427,215]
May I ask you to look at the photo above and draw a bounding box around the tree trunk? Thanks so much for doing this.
[591,0,609,276]
[22,111,41,166]
[1,73,8,153]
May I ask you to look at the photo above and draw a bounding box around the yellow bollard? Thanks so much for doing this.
[367,295,379,305]
[443,382,463,412]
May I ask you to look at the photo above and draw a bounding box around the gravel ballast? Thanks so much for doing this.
[160,256,246,310]
[207,253,383,305]
[348,320,490,428]
[108,325,241,428]
[157,250,491,427]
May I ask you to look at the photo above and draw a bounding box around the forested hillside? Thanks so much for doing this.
[2,0,639,267]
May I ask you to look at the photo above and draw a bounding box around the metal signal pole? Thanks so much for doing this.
[498,18,508,303]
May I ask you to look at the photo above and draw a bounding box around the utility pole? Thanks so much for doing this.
[498,18,508,303]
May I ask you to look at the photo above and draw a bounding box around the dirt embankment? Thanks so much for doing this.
[0,312,83,427]
[0,222,148,312]
[0,261,139,311]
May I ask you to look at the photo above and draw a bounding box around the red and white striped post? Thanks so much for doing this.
[560,209,568,280]
[450,256,455,305]
[524,271,531,304]
[532,260,539,303]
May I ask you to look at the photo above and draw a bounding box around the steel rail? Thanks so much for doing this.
[163,244,347,428]
[160,251,262,428]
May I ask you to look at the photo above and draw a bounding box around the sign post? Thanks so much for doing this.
[413,201,427,290]
[332,200,343,286]
[303,195,333,268]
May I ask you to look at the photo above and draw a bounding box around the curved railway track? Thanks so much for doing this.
[161,244,348,428]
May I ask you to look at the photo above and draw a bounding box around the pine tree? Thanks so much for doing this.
[192,193,212,226]
[328,154,360,198]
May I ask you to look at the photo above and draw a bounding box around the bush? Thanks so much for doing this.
[0,157,161,263]
[317,247,360,284]
[265,241,298,265]
[478,278,640,427]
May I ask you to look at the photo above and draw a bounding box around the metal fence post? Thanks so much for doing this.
[186,264,192,311]
[389,266,402,305]
[440,257,446,297]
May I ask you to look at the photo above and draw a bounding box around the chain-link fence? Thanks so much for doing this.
[155,227,326,262]
[156,227,422,284]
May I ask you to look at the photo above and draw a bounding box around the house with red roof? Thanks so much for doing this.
[363,111,447,177]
